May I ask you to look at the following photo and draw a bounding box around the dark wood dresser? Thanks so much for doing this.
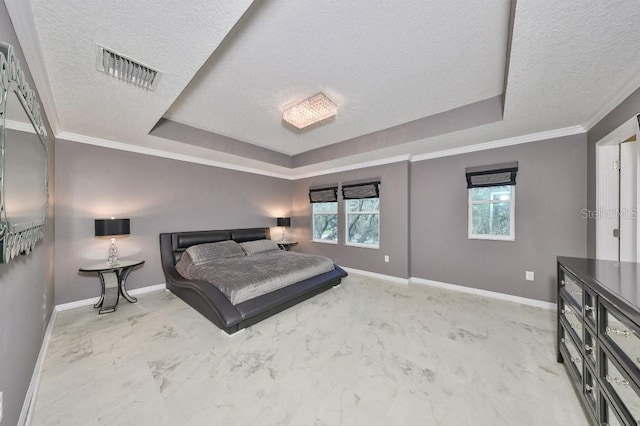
[558,256,640,425]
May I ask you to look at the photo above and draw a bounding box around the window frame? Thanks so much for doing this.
[311,202,338,244]
[344,198,380,249]
[467,185,515,241]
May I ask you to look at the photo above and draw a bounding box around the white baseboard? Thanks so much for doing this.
[55,283,167,312]
[19,308,57,426]
[341,267,410,285]
[128,283,167,296]
[410,277,556,310]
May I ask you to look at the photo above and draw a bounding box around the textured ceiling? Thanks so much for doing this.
[9,0,640,177]
[165,1,509,155]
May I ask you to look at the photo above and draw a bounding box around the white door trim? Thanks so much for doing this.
[595,115,640,261]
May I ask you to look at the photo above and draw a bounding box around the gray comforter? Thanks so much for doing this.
[183,250,335,305]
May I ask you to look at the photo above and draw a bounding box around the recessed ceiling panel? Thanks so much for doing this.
[165,1,510,155]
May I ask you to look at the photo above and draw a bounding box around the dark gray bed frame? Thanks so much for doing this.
[159,227,347,334]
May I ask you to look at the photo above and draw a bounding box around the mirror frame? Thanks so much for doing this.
[0,42,48,263]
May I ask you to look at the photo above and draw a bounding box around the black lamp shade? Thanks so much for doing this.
[95,218,130,237]
[276,217,291,227]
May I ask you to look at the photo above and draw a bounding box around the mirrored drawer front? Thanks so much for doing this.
[560,269,583,311]
[603,396,625,426]
[584,288,597,329]
[584,365,597,418]
[561,325,583,382]
[602,302,640,374]
[585,329,597,367]
[603,353,640,424]
[561,297,583,345]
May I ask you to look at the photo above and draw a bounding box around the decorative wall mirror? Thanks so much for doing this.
[0,42,48,263]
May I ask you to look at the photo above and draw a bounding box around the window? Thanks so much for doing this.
[342,181,380,248]
[466,162,518,241]
[309,186,338,243]
[468,185,515,240]
[312,202,338,243]
[345,198,380,247]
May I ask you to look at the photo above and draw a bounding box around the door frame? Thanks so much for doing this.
[595,114,640,261]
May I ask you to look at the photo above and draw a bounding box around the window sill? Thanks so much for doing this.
[311,239,338,245]
[345,242,379,249]
[468,235,515,242]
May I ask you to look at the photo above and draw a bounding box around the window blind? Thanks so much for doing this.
[308,186,338,203]
[465,162,518,188]
[342,181,380,199]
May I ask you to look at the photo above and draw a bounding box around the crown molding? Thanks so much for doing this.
[59,124,589,181]
[57,131,294,180]
[5,119,37,134]
[58,130,414,180]
[410,125,586,163]
[582,71,640,132]
[4,0,61,135]
[293,154,412,180]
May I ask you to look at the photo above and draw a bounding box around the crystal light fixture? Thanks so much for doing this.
[283,93,337,130]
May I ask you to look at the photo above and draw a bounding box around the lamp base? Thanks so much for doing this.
[107,237,119,267]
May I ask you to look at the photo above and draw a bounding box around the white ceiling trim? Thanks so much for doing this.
[582,69,640,132]
[4,0,61,134]
[56,130,292,180]
[410,125,586,163]
[58,124,587,181]
[293,155,412,180]
[5,119,37,134]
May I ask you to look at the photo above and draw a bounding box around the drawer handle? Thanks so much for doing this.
[606,375,630,387]
[585,344,594,352]
[569,289,582,296]
[585,384,594,393]
[584,305,594,312]
[606,326,634,337]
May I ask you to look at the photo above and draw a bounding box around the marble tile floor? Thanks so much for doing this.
[30,274,588,426]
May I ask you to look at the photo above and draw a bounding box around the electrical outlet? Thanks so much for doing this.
[384,255,389,263]
[525,271,534,281]
[0,391,3,423]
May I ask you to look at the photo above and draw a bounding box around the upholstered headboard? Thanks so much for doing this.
[164,227,271,264]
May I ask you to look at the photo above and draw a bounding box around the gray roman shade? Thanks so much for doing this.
[309,186,338,203]
[465,162,518,188]
[342,181,380,199]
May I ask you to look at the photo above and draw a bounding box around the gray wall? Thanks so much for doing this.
[410,134,587,303]
[0,3,56,425]
[586,86,640,257]
[292,162,410,279]
[54,140,293,304]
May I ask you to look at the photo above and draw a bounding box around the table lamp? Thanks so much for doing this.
[276,217,291,241]
[95,218,130,266]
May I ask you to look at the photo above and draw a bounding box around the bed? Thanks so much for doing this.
[159,227,347,334]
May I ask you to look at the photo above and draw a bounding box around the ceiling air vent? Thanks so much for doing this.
[95,44,162,91]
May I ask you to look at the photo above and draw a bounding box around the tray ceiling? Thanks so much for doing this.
[7,0,640,178]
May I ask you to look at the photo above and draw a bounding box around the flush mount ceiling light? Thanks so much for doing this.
[283,93,337,130]
[95,44,162,91]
